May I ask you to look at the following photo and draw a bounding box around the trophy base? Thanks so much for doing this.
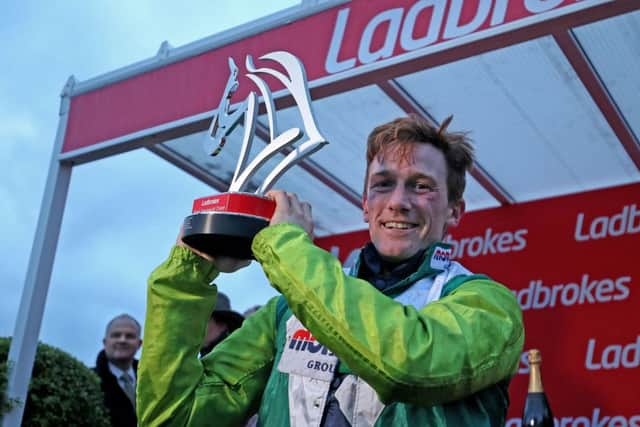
[182,212,270,259]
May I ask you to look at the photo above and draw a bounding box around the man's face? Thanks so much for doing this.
[103,319,142,364]
[363,142,463,262]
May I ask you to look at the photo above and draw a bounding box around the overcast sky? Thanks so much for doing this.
[0,0,305,367]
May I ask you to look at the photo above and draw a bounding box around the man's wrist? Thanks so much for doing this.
[168,245,219,281]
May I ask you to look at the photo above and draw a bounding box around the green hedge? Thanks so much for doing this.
[0,337,110,426]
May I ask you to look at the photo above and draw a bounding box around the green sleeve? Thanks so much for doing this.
[137,246,278,426]
[252,224,524,406]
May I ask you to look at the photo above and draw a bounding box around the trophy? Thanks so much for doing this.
[182,51,328,259]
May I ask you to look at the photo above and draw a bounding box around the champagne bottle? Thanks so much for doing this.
[522,349,554,427]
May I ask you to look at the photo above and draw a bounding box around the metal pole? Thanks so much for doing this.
[2,76,75,427]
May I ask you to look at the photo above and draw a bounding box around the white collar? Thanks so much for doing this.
[108,361,135,382]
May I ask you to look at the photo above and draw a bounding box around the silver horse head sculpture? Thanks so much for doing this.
[205,51,328,195]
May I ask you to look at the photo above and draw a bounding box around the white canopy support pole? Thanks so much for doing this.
[2,76,75,427]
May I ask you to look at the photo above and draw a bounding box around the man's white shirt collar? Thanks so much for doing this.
[108,361,136,385]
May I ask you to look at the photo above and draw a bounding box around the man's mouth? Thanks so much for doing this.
[382,221,416,230]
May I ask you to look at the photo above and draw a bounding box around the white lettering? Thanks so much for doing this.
[507,409,640,427]
[622,336,640,368]
[326,0,573,75]
[602,344,621,369]
[490,0,509,26]
[443,0,491,39]
[399,0,445,51]
[512,229,527,250]
[575,212,590,241]
[592,408,610,427]
[468,236,483,257]
[631,204,640,233]
[586,336,640,370]
[592,216,608,239]
[325,8,356,74]
[525,0,564,14]
[611,416,628,427]
[614,276,631,301]
[202,200,218,206]
[358,8,403,64]
[560,282,579,306]
[445,228,528,258]
[575,204,640,241]
[609,206,629,237]
[576,417,591,427]
[515,275,631,311]
[596,278,614,302]
[585,338,600,370]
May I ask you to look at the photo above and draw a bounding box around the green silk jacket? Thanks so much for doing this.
[138,223,524,426]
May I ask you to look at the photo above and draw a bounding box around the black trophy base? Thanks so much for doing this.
[182,212,269,259]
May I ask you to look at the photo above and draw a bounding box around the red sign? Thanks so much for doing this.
[62,0,605,154]
[315,182,640,423]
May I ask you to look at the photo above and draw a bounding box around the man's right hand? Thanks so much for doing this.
[175,226,251,273]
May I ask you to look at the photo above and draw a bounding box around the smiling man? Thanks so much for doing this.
[139,114,524,426]
[94,314,142,427]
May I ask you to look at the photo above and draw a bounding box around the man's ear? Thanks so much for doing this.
[362,194,370,223]
[447,199,465,228]
[102,337,107,348]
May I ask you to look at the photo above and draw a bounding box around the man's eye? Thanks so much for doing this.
[371,180,392,189]
[415,182,435,191]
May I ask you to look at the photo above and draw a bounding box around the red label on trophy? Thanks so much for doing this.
[182,51,328,259]
[192,193,276,220]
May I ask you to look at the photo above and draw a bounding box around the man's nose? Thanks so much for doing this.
[388,185,411,210]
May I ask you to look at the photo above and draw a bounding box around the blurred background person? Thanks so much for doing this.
[93,313,142,427]
[200,292,244,357]
[243,304,262,318]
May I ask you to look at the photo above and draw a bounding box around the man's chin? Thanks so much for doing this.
[109,353,134,362]
[378,247,418,262]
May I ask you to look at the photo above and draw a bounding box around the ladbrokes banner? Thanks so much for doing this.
[315,182,639,425]
[62,0,616,154]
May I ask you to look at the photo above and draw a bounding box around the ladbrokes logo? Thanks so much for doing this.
[586,336,640,371]
[514,274,631,310]
[506,409,640,427]
[575,203,640,242]
[289,328,334,356]
[325,1,576,75]
[202,198,221,206]
[518,336,640,374]
[444,228,527,258]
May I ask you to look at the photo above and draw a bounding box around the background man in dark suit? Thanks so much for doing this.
[94,313,142,427]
